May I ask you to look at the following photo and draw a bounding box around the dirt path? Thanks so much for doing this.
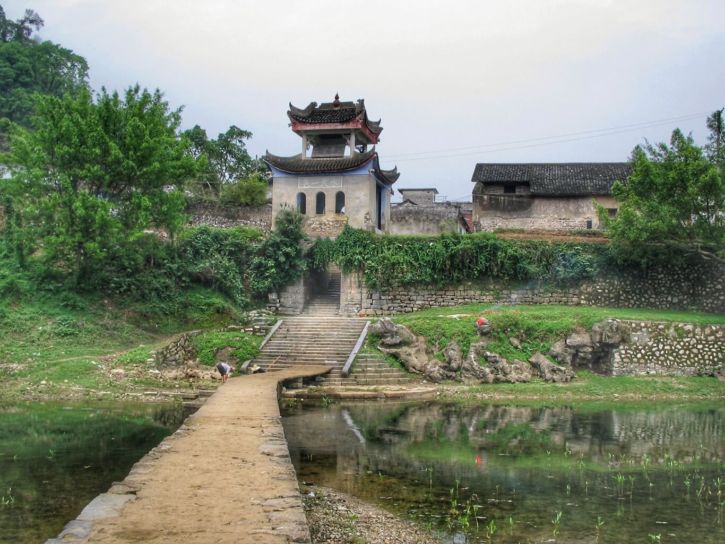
[51,366,330,544]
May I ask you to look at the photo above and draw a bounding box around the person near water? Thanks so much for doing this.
[216,362,234,383]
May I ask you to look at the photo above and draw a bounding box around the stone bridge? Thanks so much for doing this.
[48,366,331,544]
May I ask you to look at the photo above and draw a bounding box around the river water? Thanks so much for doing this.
[282,401,724,543]
[0,401,185,543]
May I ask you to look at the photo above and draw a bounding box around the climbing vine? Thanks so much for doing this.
[308,226,610,289]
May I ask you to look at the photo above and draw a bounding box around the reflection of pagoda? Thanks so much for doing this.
[265,95,399,237]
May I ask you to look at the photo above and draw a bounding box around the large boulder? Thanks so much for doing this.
[591,319,628,345]
[549,339,574,365]
[461,341,492,383]
[481,352,532,383]
[566,328,593,348]
[529,352,576,383]
[443,341,463,371]
[371,318,416,346]
[373,318,454,382]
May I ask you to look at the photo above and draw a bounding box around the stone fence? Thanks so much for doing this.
[340,261,725,316]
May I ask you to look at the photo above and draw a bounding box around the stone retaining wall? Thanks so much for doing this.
[340,261,724,315]
[153,331,201,367]
[611,321,723,376]
[186,202,272,232]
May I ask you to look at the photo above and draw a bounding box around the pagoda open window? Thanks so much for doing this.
[504,185,516,194]
[335,191,345,213]
[296,192,306,214]
[316,192,326,214]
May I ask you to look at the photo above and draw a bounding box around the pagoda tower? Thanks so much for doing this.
[265,95,399,237]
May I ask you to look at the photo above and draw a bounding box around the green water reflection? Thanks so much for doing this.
[282,402,724,543]
[0,401,185,543]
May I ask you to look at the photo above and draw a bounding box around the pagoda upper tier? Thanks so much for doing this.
[288,94,382,145]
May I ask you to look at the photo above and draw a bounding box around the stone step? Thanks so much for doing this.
[262,340,360,347]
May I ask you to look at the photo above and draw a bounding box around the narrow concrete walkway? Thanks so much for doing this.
[49,367,330,544]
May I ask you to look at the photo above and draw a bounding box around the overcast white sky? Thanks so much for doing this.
[5,0,724,200]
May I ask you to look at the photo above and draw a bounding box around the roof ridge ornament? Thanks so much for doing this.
[333,93,341,107]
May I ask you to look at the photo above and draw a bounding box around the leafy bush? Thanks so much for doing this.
[220,175,269,206]
[178,226,263,305]
[250,209,306,296]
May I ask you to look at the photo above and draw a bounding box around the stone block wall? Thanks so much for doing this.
[187,202,272,232]
[154,331,201,367]
[268,277,308,315]
[303,213,349,238]
[389,204,462,235]
[340,262,724,315]
[611,321,723,376]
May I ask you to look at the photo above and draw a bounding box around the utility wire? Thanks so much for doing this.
[385,111,708,162]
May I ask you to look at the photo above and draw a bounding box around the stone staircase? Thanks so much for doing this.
[254,317,366,371]
[313,354,412,387]
[302,269,341,316]
[254,267,413,386]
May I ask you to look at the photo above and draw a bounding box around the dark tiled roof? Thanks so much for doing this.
[379,165,400,183]
[288,97,383,135]
[265,149,399,185]
[265,149,376,174]
[400,187,439,193]
[471,163,631,196]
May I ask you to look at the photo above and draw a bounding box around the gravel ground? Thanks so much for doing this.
[302,485,443,544]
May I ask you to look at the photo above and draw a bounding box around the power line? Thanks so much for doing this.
[385,111,708,162]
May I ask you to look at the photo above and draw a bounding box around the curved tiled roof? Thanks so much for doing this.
[265,149,377,174]
[378,164,400,184]
[265,149,399,185]
[288,97,383,135]
[471,163,631,196]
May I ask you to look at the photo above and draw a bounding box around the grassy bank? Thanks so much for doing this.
[372,304,725,402]
[391,303,725,360]
[0,287,260,401]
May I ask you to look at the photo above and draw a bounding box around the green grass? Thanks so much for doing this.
[392,304,725,360]
[0,285,248,399]
[440,371,725,403]
[191,331,262,366]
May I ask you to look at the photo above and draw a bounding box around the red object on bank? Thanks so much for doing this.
[476,317,487,327]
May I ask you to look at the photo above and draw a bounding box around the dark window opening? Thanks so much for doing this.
[296,192,306,215]
[376,185,383,230]
[504,185,516,194]
[607,208,618,218]
[586,219,593,229]
[335,191,345,213]
[316,192,326,214]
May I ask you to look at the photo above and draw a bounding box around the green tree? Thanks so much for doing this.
[2,86,196,284]
[183,124,267,200]
[0,6,88,129]
[605,116,724,264]
[221,173,269,206]
[705,108,724,164]
[0,6,43,43]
